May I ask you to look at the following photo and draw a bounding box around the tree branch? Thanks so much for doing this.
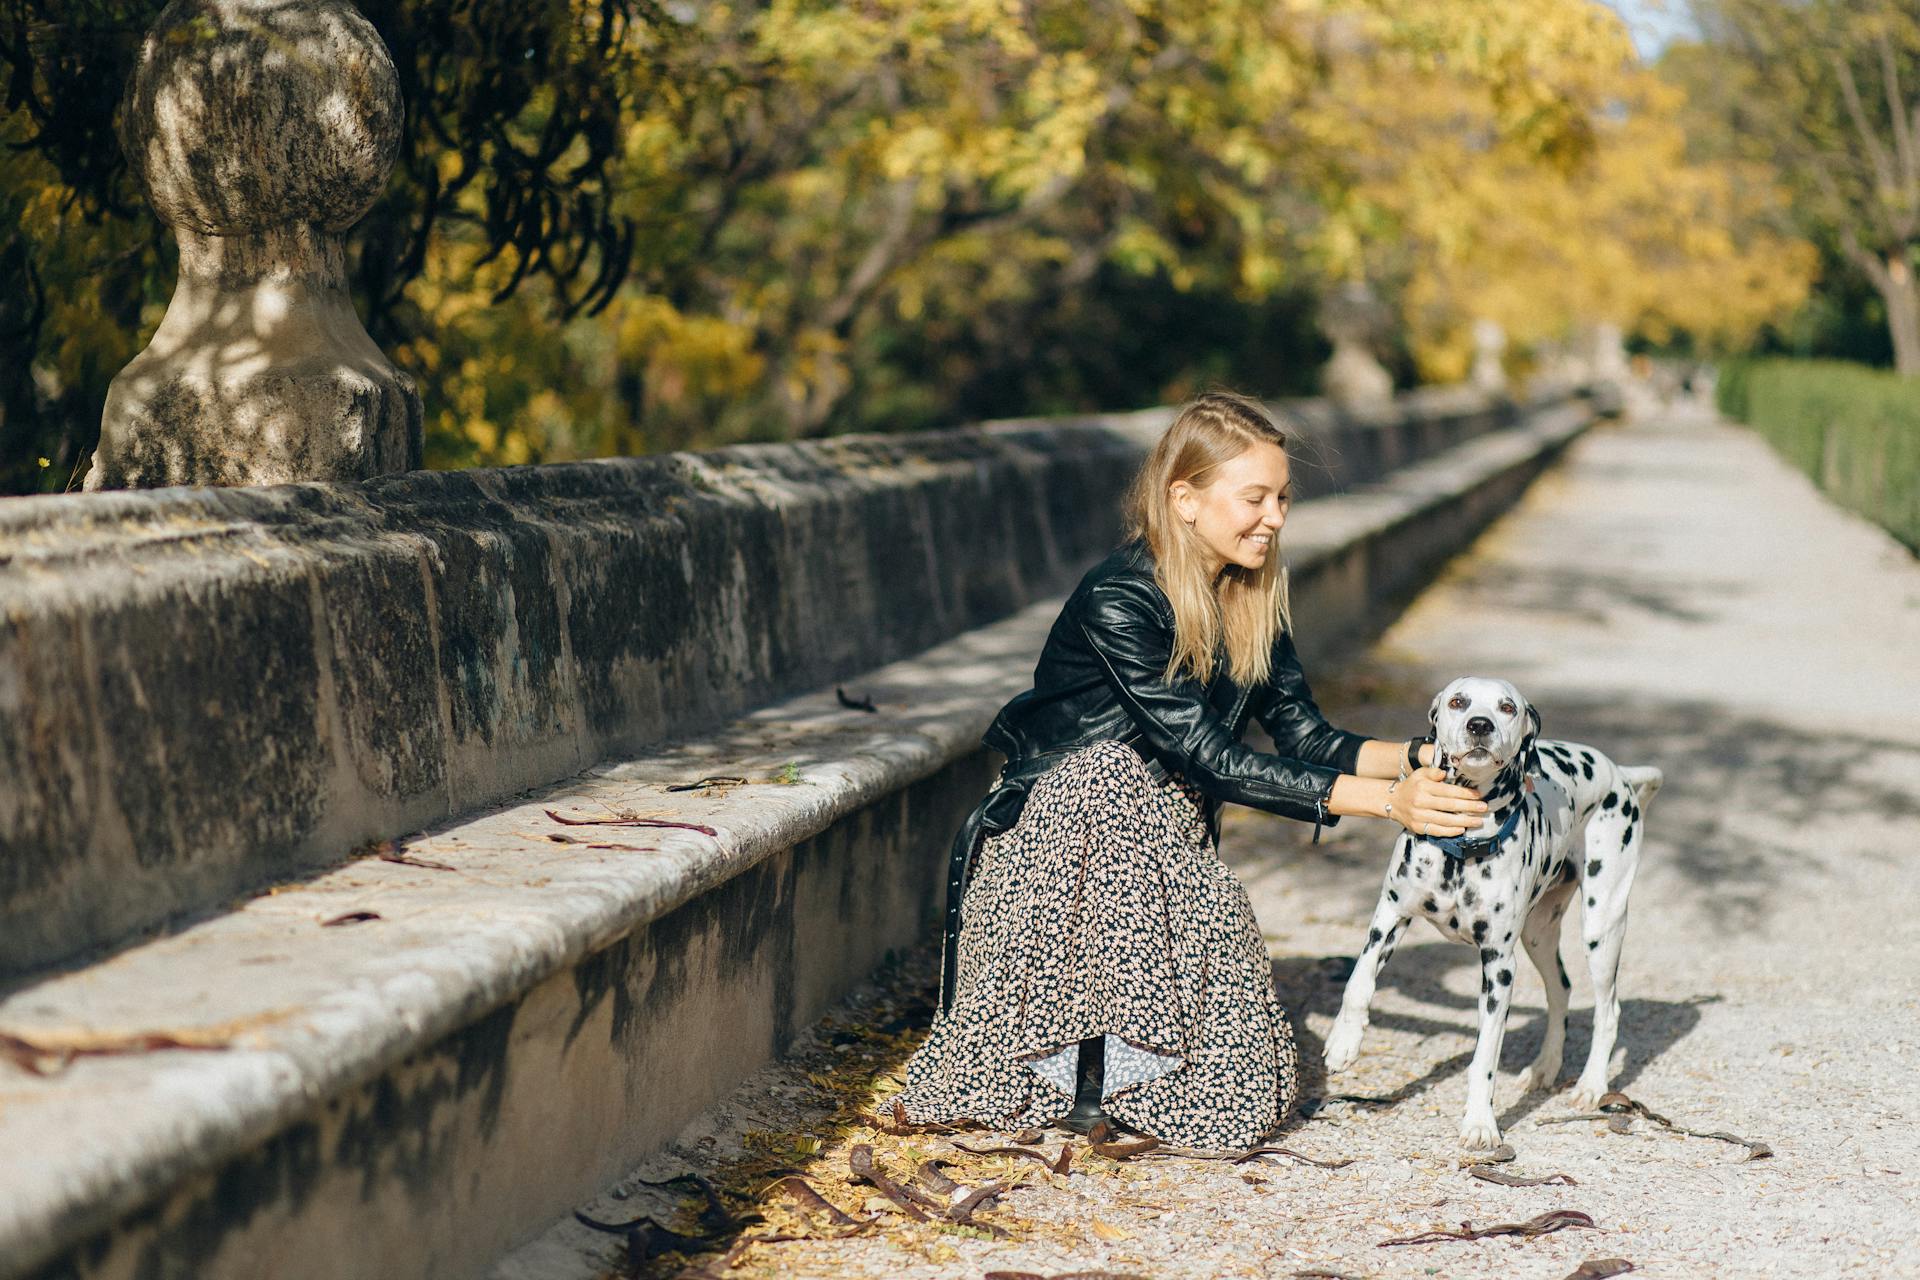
[1876,30,1920,236]
[1832,48,1901,204]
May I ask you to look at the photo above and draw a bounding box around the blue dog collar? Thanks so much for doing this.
[1430,801,1524,862]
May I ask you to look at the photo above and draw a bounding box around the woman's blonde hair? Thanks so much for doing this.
[1121,390,1292,687]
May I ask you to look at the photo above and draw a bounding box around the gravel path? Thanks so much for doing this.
[498,402,1920,1280]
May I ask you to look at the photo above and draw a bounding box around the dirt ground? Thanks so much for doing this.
[496,404,1920,1280]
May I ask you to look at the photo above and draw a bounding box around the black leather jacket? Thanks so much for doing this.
[939,535,1367,1006]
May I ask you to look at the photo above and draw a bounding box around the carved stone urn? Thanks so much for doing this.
[87,0,422,490]
[1317,281,1394,410]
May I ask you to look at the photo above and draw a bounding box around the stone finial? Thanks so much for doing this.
[1318,281,1394,409]
[86,0,421,491]
[1469,318,1508,396]
[1588,321,1630,383]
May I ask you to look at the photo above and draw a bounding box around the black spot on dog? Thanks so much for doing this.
[1600,792,1619,811]
[1587,859,1603,876]
[1480,865,1493,880]
[1367,927,1382,946]
[1587,938,1600,949]
[1387,889,1399,902]
[1580,750,1594,763]
[1448,914,1459,929]
[1473,920,1488,942]
[1587,895,1596,907]
[1486,993,1499,1013]
[1479,947,1499,965]
[1620,825,1634,849]
[1503,930,1513,942]
[1580,760,1594,779]
[1423,897,1439,914]
[1463,886,1478,907]
[1482,975,1493,994]
[1497,968,1513,986]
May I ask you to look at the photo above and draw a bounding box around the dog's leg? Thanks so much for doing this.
[1571,797,1645,1108]
[1462,939,1519,1149]
[1519,883,1576,1093]
[1324,898,1409,1072]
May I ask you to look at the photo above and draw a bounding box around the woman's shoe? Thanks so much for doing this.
[1057,1035,1108,1134]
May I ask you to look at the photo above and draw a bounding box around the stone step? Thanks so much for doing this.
[0,400,1594,1280]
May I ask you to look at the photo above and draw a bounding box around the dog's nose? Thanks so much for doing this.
[1467,716,1495,736]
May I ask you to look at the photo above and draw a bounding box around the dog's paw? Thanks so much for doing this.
[1459,1112,1503,1151]
[1568,1077,1611,1112]
[1322,1018,1365,1072]
[1520,1057,1563,1095]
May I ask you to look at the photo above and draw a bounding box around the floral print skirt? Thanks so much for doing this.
[895,739,1299,1148]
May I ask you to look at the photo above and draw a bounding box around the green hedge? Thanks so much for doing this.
[1716,358,1920,553]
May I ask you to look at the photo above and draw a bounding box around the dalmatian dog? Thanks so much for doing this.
[1322,676,1663,1149]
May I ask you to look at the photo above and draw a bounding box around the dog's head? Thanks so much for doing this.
[1428,676,1539,785]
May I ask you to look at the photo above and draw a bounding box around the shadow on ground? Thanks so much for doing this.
[1270,945,1716,1132]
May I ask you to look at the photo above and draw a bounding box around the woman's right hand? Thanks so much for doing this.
[1386,767,1486,838]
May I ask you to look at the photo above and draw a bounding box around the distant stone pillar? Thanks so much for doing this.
[1469,319,1508,396]
[87,0,421,491]
[1318,281,1393,409]
[1588,321,1630,384]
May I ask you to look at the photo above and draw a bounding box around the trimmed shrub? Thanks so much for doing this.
[1716,359,1920,554]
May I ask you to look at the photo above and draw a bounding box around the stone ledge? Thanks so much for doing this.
[0,391,1525,975]
[0,399,1592,1280]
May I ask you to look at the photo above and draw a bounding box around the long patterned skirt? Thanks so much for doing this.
[895,739,1299,1148]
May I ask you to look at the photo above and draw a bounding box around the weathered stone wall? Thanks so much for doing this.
[0,392,1519,975]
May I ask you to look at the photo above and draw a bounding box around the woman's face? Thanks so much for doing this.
[1169,442,1291,576]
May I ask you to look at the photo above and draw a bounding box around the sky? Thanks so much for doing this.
[1602,0,1702,60]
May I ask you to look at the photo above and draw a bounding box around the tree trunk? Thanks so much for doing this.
[1884,256,1920,376]
[1860,250,1920,375]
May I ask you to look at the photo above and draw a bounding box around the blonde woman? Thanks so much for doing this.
[895,391,1486,1147]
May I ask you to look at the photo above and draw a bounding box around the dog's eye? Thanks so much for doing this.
[1448,695,1469,710]
[1498,700,1516,715]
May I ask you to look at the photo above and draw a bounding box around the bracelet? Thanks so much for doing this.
[1383,776,1399,818]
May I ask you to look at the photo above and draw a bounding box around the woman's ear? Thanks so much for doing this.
[1168,479,1195,526]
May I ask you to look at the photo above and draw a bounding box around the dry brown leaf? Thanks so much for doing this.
[0,1008,294,1075]
[1090,1219,1133,1242]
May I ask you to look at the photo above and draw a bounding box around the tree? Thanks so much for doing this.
[3,0,1810,491]
[1677,0,1920,374]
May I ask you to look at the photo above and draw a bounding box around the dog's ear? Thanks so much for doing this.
[1522,703,1542,771]
[1428,689,1445,730]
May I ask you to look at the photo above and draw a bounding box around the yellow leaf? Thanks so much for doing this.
[1091,1219,1132,1242]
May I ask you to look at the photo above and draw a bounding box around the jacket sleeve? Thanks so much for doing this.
[1075,577,1343,826]
[1253,630,1368,774]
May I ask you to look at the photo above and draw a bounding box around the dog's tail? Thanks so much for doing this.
[1620,765,1663,807]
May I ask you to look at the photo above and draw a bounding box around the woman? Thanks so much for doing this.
[894,391,1486,1148]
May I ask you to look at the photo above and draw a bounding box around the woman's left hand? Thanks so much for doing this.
[1385,766,1486,838]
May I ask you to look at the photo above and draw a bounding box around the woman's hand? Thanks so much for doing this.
[1385,767,1486,838]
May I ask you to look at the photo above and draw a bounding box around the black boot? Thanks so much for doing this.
[1057,1035,1107,1134]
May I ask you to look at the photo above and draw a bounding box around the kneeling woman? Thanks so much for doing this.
[894,391,1485,1148]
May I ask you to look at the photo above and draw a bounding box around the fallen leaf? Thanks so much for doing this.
[1471,1167,1579,1187]
[1379,1209,1598,1248]
[1091,1219,1133,1242]
[1563,1261,1636,1279]
[544,808,717,837]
